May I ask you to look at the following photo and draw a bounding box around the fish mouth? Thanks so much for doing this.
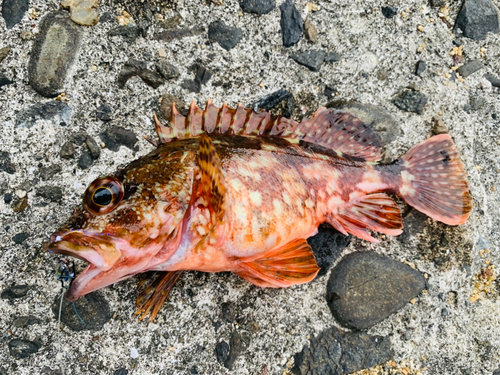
[44,230,122,301]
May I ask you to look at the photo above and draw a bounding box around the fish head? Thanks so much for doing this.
[44,148,196,300]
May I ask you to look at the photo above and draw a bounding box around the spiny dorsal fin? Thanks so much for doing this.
[154,100,383,162]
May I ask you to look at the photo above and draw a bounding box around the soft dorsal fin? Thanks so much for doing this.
[194,133,226,224]
[154,100,383,161]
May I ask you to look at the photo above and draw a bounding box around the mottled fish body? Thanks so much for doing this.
[45,100,472,320]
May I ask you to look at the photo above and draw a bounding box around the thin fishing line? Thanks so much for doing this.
[72,302,86,327]
[58,288,66,375]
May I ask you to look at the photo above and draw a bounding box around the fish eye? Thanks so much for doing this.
[83,176,124,215]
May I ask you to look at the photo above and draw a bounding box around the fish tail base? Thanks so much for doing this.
[397,134,472,225]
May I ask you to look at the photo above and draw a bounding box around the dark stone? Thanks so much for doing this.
[392,89,428,115]
[160,13,182,29]
[400,208,428,243]
[0,151,16,174]
[72,131,88,145]
[96,105,112,122]
[454,0,499,40]
[290,50,325,72]
[485,74,500,87]
[100,127,139,152]
[113,369,128,375]
[240,0,275,14]
[308,225,351,278]
[292,326,393,375]
[1,285,29,300]
[51,291,112,331]
[117,59,165,89]
[324,84,338,98]
[493,366,500,375]
[190,366,198,374]
[39,164,62,181]
[156,61,180,80]
[464,103,472,113]
[12,232,28,244]
[137,69,164,89]
[324,51,341,63]
[325,100,401,148]
[181,79,201,93]
[469,96,486,111]
[108,26,141,44]
[0,47,11,64]
[16,101,71,128]
[28,12,82,97]
[326,251,426,330]
[159,94,185,120]
[441,308,449,317]
[0,73,12,88]
[13,315,38,328]
[215,341,230,363]
[430,0,446,6]
[2,0,29,29]
[155,26,204,42]
[86,137,101,160]
[280,0,303,47]
[221,302,236,322]
[453,39,463,46]
[251,89,291,111]
[78,152,93,169]
[208,21,243,51]
[195,66,213,86]
[415,60,426,76]
[36,185,63,202]
[60,142,75,159]
[224,331,251,370]
[381,6,397,18]
[4,193,12,204]
[8,339,39,359]
[456,60,484,77]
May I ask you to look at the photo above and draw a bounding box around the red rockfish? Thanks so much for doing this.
[45,100,472,321]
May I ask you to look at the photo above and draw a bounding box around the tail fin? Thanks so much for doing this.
[397,134,472,225]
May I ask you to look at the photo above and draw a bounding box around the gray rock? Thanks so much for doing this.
[12,232,28,244]
[85,136,101,160]
[36,185,63,202]
[2,0,29,29]
[8,339,39,359]
[137,69,165,89]
[208,21,243,51]
[39,164,62,181]
[240,0,275,14]
[40,367,62,375]
[78,152,93,169]
[195,66,213,86]
[324,101,401,148]
[251,89,291,111]
[0,73,12,88]
[181,79,201,93]
[156,61,180,80]
[454,0,499,40]
[290,50,325,72]
[28,12,82,98]
[484,74,500,87]
[72,131,88,145]
[415,60,426,76]
[0,46,11,64]
[381,6,397,19]
[469,96,486,111]
[215,341,230,363]
[51,291,112,331]
[324,51,341,63]
[108,26,141,44]
[13,315,38,328]
[4,193,12,204]
[160,13,182,29]
[224,331,251,370]
[96,105,112,122]
[308,224,351,278]
[392,89,428,114]
[326,251,426,330]
[280,0,303,47]
[113,369,128,375]
[1,285,28,300]
[430,0,446,6]
[60,141,75,159]
[493,366,500,375]
[155,25,204,42]
[117,59,165,89]
[16,101,72,128]
[99,127,139,152]
[399,208,428,243]
[0,151,16,174]
[292,326,393,374]
[457,60,484,77]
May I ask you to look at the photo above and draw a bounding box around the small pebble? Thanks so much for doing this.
[130,347,139,359]
[303,19,318,42]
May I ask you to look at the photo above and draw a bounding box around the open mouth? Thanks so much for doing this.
[44,230,120,301]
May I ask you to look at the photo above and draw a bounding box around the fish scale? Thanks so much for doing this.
[45,100,472,321]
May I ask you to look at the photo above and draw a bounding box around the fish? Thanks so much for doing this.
[44,100,472,321]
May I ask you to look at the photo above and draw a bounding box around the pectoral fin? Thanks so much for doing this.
[326,193,403,242]
[235,239,320,288]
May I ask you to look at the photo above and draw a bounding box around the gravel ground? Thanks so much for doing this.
[1,0,500,374]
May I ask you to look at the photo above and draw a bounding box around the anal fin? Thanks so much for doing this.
[135,271,183,322]
[235,239,320,288]
[326,193,403,242]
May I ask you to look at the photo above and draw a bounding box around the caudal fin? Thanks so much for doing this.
[397,134,472,225]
